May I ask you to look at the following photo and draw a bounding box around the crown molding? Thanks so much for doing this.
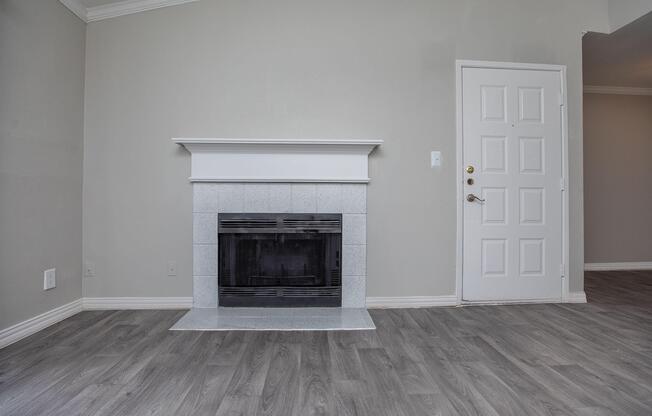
[86,0,201,22]
[584,85,652,96]
[59,0,88,22]
[59,0,200,23]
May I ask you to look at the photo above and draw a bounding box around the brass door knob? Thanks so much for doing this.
[466,165,475,174]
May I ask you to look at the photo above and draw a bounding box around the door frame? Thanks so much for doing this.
[455,60,570,304]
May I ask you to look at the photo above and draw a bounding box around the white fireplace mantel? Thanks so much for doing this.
[173,138,382,183]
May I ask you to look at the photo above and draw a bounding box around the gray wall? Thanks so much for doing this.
[0,0,86,329]
[584,93,652,263]
[83,0,610,299]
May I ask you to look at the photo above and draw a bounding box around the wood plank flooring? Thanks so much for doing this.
[1,271,651,415]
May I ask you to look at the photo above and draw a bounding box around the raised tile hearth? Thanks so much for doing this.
[170,307,376,331]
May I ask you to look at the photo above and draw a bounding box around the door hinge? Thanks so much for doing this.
[560,178,565,191]
[560,263,565,277]
[558,92,564,107]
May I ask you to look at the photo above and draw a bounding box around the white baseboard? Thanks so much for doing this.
[367,292,587,308]
[82,297,193,310]
[0,299,83,349]
[366,295,458,309]
[584,85,652,96]
[462,297,562,306]
[1,296,192,349]
[566,291,587,303]
[0,291,588,349]
[584,262,652,271]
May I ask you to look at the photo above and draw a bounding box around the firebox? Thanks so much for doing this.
[218,213,342,307]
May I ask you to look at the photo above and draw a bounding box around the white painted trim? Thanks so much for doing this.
[455,60,570,304]
[0,297,192,348]
[0,299,83,349]
[584,262,652,271]
[566,291,587,303]
[173,138,384,146]
[366,295,458,309]
[83,297,193,309]
[59,0,88,21]
[3,286,593,349]
[560,65,570,303]
[189,177,370,183]
[456,60,567,72]
[584,86,652,96]
[87,0,200,22]
[462,298,566,306]
[455,61,465,305]
[59,0,201,23]
[174,138,382,183]
[366,292,586,308]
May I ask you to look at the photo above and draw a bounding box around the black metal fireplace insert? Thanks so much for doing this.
[218,213,342,307]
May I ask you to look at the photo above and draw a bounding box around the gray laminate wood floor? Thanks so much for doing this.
[1,271,652,415]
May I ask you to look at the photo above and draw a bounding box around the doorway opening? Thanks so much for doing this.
[582,12,652,284]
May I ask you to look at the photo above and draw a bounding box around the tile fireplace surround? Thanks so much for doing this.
[174,138,382,312]
[193,182,367,308]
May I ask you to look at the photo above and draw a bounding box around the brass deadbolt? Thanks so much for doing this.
[466,165,475,174]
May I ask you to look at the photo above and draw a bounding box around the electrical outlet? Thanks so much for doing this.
[167,261,177,276]
[43,268,56,290]
[85,261,96,277]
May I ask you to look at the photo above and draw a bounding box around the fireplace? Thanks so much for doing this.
[218,213,342,307]
[175,138,381,309]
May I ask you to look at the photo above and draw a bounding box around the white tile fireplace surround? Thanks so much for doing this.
[174,138,382,313]
[193,182,368,308]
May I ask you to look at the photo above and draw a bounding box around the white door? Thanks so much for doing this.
[462,66,563,302]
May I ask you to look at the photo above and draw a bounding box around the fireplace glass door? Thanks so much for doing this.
[218,213,342,307]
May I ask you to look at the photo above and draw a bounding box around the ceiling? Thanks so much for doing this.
[583,12,652,87]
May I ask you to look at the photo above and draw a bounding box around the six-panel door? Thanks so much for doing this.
[462,67,563,301]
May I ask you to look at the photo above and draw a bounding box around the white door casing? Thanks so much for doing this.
[459,63,566,302]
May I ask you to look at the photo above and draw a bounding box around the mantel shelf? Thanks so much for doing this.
[173,138,383,147]
[173,138,382,183]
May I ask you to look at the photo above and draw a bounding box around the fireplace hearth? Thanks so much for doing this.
[218,213,342,307]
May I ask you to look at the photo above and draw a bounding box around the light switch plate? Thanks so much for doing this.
[431,151,441,167]
[44,268,56,290]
